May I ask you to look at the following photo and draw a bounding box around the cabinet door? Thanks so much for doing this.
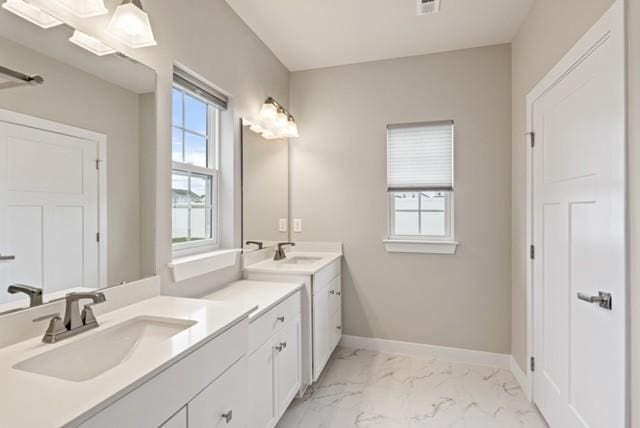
[330,306,342,351]
[312,283,331,381]
[276,316,302,417]
[328,275,342,316]
[160,407,187,428]
[248,337,277,428]
[189,358,247,427]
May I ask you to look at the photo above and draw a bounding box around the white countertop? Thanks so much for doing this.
[0,296,256,428]
[243,251,342,275]
[202,280,304,321]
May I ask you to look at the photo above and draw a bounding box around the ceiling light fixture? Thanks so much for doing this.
[254,97,299,140]
[2,0,63,28]
[54,0,107,17]
[69,29,116,56]
[106,0,157,49]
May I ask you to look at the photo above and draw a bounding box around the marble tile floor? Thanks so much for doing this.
[278,347,548,428]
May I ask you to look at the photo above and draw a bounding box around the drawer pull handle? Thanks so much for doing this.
[275,341,287,352]
[277,316,285,323]
[222,410,233,423]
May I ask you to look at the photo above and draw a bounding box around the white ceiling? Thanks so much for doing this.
[225,0,534,71]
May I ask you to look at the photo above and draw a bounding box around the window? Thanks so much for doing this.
[172,67,228,255]
[386,121,456,251]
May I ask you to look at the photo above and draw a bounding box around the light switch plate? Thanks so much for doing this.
[279,218,288,232]
[293,218,302,233]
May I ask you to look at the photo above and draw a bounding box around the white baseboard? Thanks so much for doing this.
[339,335,511,369]
[510,355,531,401]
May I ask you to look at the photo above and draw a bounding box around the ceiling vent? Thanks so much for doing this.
[417,0,441,15]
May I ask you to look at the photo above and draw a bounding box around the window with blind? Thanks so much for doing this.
[171,66,228,256]
[387,121,454,240]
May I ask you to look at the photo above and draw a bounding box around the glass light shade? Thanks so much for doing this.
[54,0,107,17]
[106,2,157,48]
[284,118,299,138]
[258,101,278,127]
[2,0,63,28]
[249,122,264,134]
[69,30,116,56]
[275,110,289,130]
[261,130,278,140]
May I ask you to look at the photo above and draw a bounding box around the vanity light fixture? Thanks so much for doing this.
[54,0,107,17]
[69,30,116,56]
[106,0,157,48]
[2,0,63,28]
[254,97,299,139]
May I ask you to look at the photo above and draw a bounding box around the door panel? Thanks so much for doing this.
[0,122,100,304]
[531,2,626,427]
[277,317,301,417]
[248,337,277,428]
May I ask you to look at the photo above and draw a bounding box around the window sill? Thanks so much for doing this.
[383,239,459,255]
[169,249,241,282]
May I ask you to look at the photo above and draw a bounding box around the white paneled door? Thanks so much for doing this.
[0,121,100,304]
[529,1,626,427]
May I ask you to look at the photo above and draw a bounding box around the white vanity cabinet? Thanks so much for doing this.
[248,291,302,428]
[312,267,342,381]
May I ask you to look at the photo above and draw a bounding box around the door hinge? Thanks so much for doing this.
[96,232,100,243]
[530,356,535,372]
[529,245,535,260]
[526,132,535,148]
[95,159,102,170]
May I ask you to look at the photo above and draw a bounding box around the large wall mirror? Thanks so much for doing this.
[0,9,156,314]
[241,121,289,252]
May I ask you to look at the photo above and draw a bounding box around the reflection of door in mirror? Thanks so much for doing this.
[0,23,157,313]
[242,123,289,251]
[0,120,102,305]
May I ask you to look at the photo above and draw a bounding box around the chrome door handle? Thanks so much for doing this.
[0,254,15,260]
[577,291,612,310]
[222,409,233,423]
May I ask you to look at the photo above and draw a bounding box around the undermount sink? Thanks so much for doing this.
[14,316,196,382]
[282,256,323,265]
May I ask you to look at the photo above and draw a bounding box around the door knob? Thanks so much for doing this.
[577,291,612,310]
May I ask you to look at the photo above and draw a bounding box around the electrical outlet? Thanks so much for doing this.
[293,218,302,233]
[279,218,288,232]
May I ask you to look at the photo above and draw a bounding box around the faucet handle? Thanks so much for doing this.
[81,304,98,326]
[33,313,66,343]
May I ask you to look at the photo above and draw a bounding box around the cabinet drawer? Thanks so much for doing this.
[313,258,340,295]
[79,320,248,428]
[189,357,247,427]
[249,291,301,353]
[160,407,187,428]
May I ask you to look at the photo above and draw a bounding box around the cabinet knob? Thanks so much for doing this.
[277,315,285,323]
[336,292,341,296]
[275,341,288,352]
[336,326,342,330]
[329,290,335,295]
[222,410,233,423]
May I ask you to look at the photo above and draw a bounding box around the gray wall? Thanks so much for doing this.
[510,0,616,372]
[0,36,144,286]
[289,45,512,354]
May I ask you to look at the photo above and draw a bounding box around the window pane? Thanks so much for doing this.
[420,192,446,210]
[394,192,419,210]
[421,212,446,236]
[185,94,207,135]
[172,207,188,243]
[190,207,211,241]
[394,211,419,235]
[172,127,184,163]
[172,88,183,127]
[184,132,208,167]
[171,171,189,206]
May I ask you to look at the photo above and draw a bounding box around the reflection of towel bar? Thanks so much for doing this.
[0,64,44,90]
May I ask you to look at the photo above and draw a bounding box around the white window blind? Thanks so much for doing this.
[387,120,454,192]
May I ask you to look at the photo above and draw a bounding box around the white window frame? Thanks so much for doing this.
[388,191,455,242]
[384,121,458,255]
[171,84,221,258]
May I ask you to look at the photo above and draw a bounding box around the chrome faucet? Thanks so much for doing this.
[246,241,264,250]
[274,242,296,261]
[7,284,43,307]
[33,291,106,344]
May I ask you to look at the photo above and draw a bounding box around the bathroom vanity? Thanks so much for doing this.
[243,243,343,385]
